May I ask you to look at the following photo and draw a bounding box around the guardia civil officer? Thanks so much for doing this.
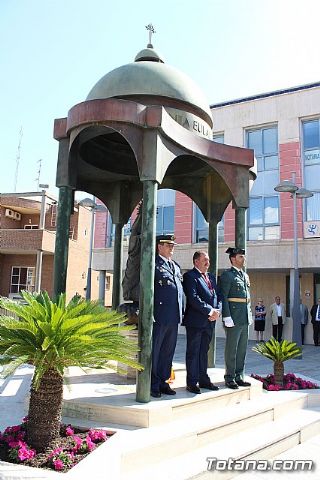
[151,235,184,398]
[219,247,253,389]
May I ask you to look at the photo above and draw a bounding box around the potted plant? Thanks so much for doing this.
[0,291,142,454]
[252,337,302,385]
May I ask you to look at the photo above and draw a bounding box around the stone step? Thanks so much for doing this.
[117,406,320,480]
[62,367,263,427]
[62,390,317,480]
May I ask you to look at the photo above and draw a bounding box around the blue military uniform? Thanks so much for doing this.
[152,252,183,394]
[219,249,253,386]
[183,268,220,388]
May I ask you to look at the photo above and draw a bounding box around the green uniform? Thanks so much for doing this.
[219,267,252,383]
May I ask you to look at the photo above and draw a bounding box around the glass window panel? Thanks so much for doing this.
[10,285,18,293]
[12,267,19,275]
[249,198,263,224]
[303,120,319,150]
[305,164,320,190]
[247,130,262,155]
[306,193,320,221]
[250,173,263,196]
[196,229,209,243]
[263,170,280,195]
[304,148,320,166]
[263,128,277,154]
[264,226,280,240]
[248,227,263,241]
[264,155,278,170]
[264,197,279,224]
[157,189,175,206]
[20,269,27,284]
[11,275,19,284]
[257,157,264,172]
[19,284,27,292]
[163,206,174,233]
[213,134,224,143]
[196,207,208,229]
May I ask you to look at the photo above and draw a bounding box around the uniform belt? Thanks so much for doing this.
[227,297,249,303]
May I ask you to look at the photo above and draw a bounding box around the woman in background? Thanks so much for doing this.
[254,298,266,342]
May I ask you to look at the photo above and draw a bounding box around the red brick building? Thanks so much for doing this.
[0,192,107,302]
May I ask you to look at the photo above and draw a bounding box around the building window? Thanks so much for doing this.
[24,225,39,229]
[10,267,35,293]
[193,205,224,243]
[105,275,111,291]
[156,189,175,236]
[247,126,280,240]
[249,196,280,240]
[303,119,320,221]
[212,133,224,143]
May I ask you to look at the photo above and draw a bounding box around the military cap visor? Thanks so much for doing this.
[225,247,246,256]
[156,234,177,245]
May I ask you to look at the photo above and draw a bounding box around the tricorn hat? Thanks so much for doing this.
[156,234,177,245]
[225,247,245,257]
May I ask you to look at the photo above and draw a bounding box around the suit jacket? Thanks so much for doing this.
[300,304,309,325]
[154,255,184,325]
[311,304,320,324]
[269,302,286,325]
[183,268,220,329]
[219,267,252,326]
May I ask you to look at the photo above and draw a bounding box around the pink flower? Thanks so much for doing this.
[85,435,96,452]
[65,426,74,436]
[17,446,35,461]
[88,429,107,442]
[53,459,64,471]
[267,384,281,391]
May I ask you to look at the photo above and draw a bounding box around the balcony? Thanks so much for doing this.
[0,229,56,254]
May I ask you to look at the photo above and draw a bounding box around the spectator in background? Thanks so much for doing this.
[310,298,320,346]
[269,296,286,342]
[299,301,309,345]
[254,298,266,342]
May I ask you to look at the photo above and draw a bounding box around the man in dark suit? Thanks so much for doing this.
[151,235,184,398]
[219,247,252,390]
[310,298,320,346]
[183,251,221,394]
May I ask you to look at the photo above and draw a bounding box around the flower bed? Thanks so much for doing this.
[251,373,319,391]
[0,417,112,472]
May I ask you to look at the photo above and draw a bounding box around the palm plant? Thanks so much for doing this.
[0,291,142,452]
[252,337,302,385]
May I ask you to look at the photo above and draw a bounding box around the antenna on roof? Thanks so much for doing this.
[13,126,23,192]
[35,158,43,190]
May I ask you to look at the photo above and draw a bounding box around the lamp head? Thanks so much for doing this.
[274,180,299,193]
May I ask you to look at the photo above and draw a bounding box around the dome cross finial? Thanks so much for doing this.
[145,23,156,48]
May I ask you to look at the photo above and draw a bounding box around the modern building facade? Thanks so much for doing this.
[0,191,111,304]
[93,81,320,344]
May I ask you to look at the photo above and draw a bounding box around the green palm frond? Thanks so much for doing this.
[252,337,302,362]
[0,291,143,389]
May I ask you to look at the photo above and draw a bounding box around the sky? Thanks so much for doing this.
[1,0,319,198]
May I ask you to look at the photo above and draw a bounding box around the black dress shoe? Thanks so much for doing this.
[225,381,239,390]
[236,379,251,387]
[199,382,219,391]
[186,385,201,394]
[160,385,176,395]
[150,391,161,398]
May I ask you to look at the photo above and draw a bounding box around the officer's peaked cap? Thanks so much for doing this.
[156,234,177,245]
[225,247,245,256]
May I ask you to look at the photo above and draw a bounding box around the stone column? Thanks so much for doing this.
[136,179,158,403]
[112,223,124,310]
[207,218,218,368]
[53,186,73,299]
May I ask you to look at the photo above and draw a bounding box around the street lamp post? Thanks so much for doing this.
[274,176,313,347]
